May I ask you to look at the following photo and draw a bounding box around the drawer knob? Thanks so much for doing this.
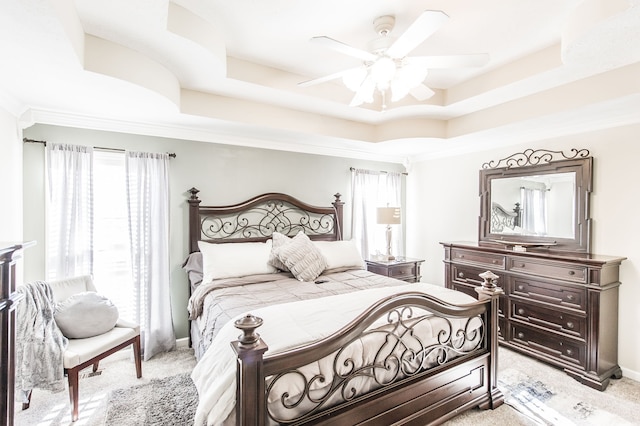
[519,263,525,268]
[458,254,464,258]
[517,332,525,339]
[517,285,524,291]
[566,322,574,329]
[492,259,497,264]
[458,272,465,278]
[567,295,574,301]
[517,308,525,315]
[566,349,573,356]
[568,270,575,276]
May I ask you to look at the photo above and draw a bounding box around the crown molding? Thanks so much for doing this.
[24,108,410,164]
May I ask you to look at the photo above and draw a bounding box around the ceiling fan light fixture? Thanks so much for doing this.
[370,56,396,90]
[342,67,368,91]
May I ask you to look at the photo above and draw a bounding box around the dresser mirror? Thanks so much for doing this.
[479,149,592,252]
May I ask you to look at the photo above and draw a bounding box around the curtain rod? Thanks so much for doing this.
[23,138,177,158]
[350,167,408,176]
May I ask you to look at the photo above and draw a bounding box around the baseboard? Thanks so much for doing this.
[176,337,189,349]
[622,366,640,383]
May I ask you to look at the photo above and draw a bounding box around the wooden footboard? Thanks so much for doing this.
[231,271,504,425]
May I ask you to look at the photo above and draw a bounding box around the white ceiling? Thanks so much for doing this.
[1,0,639,163]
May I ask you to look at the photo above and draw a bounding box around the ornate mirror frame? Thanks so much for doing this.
[479,148,592,253]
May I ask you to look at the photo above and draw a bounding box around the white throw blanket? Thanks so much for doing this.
[191,282,476,426]
[15,281,68,398]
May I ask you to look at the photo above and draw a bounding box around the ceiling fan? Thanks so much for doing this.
[299,10,489,108]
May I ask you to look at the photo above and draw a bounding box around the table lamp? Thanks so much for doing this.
[377,206,401,260]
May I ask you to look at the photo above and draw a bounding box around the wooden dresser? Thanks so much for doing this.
[441,241,625,391]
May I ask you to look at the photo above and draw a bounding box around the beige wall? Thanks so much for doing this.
[0,107,22,241]
[21,124,406,340]
[407,124,640,380]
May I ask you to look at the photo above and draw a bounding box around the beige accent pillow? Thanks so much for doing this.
[269,232,291,271]
[273,231,327,282]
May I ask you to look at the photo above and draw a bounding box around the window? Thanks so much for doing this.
[92,151,136,322]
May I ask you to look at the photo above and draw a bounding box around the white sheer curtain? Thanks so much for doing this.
[521,187,548,235]
[125,151,175,360]
[46,143,93,280]
[351,169,403,260]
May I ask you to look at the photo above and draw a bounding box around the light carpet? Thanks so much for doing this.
[15,346,640,425]
[103,373,197,425]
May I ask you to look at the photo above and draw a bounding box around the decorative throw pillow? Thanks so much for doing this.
[273,231,327,282]
[268,232,291,271]
[54,291,119,339]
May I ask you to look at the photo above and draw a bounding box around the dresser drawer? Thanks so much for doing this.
[510,323,586,368]
[510,276,586,311]
[508,258,587,283]
[451,249,505,269]
[510,300,586,339]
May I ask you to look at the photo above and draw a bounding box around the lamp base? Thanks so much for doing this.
[385,225,394,261]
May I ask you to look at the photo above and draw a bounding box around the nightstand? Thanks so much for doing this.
[365,257,424,283]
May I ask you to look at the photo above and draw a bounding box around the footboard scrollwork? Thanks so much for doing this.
[265,308,485,424]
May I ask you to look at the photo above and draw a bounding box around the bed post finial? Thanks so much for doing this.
[234,314,264,348]
[479,270,499,291]
[188,187,200,201]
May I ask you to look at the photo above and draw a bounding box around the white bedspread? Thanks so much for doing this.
[191,282,476,426]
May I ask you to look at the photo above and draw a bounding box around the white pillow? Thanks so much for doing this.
[313,240,366,271]
[198,240,277,282]
[54,292,119,339]
[273,231,327,282]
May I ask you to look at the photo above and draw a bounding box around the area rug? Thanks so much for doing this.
[498,368,633,425]
[103,373,198,425]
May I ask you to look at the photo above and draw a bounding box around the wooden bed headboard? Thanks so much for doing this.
[187,187,344,253]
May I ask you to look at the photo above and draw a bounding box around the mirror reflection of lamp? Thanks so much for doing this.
[377,206,401,260]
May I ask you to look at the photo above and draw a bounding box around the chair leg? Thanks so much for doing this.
[92,362,99,373]
[133,335,142,378]
[66,367,80,422]
[21,389,32,410]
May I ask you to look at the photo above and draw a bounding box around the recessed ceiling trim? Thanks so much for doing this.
[84,35,181,107]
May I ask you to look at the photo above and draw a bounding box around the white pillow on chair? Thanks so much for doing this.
[54,292,119,339]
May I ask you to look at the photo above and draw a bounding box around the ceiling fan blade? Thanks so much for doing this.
[298,67,363,87]
[386,10,449,58]
[310,36,377,62]
[410,53,490,68]
[409,84,435,101]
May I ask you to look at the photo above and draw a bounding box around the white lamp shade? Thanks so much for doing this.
[377,207,401,225]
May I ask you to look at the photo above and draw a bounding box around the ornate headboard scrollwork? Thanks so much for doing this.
[187,188,344,253]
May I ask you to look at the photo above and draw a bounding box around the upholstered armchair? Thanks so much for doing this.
[23,275,142,422]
